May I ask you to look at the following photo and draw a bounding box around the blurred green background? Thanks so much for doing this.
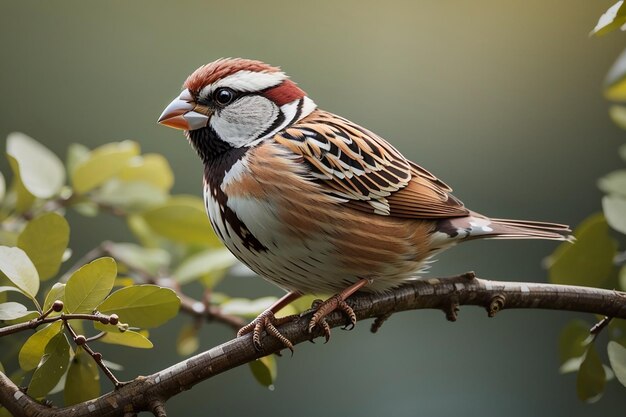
[1,1,625,416]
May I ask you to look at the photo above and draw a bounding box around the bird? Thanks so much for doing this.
[158,58,571,350]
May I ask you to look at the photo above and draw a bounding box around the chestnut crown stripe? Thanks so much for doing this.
[185,58,288,95]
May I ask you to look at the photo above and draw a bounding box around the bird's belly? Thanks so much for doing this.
[207,193,347,293]
[205,190,432,294]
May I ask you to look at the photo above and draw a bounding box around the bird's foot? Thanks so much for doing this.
[238,310,297,352]
[307,294,357,342]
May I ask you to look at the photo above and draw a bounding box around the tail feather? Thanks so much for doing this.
[483,218,573,241]
[437,213,573,243]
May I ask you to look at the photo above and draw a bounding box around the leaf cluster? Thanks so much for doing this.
[548,6,626,401]
[0,133,295,409]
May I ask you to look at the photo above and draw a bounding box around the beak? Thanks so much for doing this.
[158,89,211,131]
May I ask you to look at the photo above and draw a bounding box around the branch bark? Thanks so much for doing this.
[2,273,625,417]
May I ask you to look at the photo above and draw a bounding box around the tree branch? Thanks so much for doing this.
[0,310,117,338]
[2,273,625,417]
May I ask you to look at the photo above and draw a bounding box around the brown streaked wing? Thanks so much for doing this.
[273,110,469,219]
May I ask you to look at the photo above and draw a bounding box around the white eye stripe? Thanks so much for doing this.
[199,71,287,99]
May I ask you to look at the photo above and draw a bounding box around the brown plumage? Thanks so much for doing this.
[158,58,571,350]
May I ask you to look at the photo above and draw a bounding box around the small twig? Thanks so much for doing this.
[370,312,392,333]
[173,291,246,331]
[149,399,167,417]
[65,322,123,388]
[0,309,116,338]
[37,304,57,321]
[19,193,77,223]
[590,316,613,341]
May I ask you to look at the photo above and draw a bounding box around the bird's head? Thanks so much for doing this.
[158,58,316,161]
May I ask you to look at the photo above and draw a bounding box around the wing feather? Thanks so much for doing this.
[273,110,468,219]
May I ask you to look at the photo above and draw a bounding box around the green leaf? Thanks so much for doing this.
[71,141,140,194]
[141,196,221,246]
[43,283,65,314]
[64,346,100,405]
[19,321,63,371]
[72,200,99,217]
[117,154,174,191]
[607,341,626,387]
[592,1,626,36]
[598,169,626,197]
[0,285,27,295]
[0,230,18,248]
[609,106,626,130]
[174,248,236,286]
[65,143,90,178]
[97,285,180,328]
[0,302,31,320]
[0,230,19,246]
[548,214,617,287]
[558,320,590,365]
[0,246,39,299]
[65,257,117,313]
[99,329,153,349]
[126,214,161,248]
[92,180,167,212]
[249,355,277,388]
[27,332,70,398]
[605,48,626,101]
[7,155,35,213]
[176,323,199,356]
[17,212,70,280]
[577,344,606,403]
[220,297,276,318]
[5,311,39,324]
[106,242,171,275]
[6,132,65,199]
[602,195,626,235]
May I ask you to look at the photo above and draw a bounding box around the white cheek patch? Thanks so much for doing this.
[248,97,319,145]
[210,95,279,148]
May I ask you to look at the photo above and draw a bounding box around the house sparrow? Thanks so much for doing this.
[158,58,571,350]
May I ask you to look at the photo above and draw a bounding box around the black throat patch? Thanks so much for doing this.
[187,125,235,163]
[203,145,268,253]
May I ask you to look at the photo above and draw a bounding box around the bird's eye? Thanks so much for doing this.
[214,88,235,106]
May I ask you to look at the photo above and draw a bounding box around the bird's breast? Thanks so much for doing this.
[201,142,438,294]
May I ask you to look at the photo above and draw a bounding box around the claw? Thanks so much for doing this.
[320,320,331,343]
[238,310,296,352]
[307,294,356,342]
